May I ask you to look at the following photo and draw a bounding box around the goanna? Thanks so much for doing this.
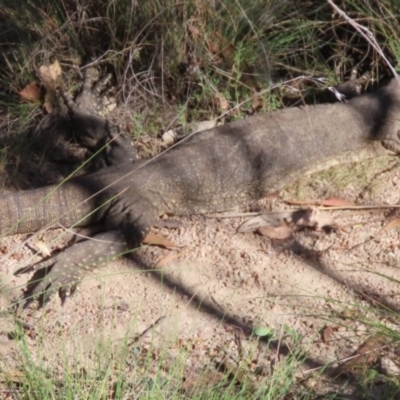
[3,72,400,304]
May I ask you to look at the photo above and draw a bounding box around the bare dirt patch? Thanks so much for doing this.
[1,156,400,394]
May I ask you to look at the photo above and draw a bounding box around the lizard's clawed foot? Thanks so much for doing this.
[60,66,136,168]
[15,231,128,308]
[36,64,136,172]
[61,66,114,119]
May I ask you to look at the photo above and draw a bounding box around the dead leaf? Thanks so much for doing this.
[38,60,62,93]
[187,21,201,41]
[320,197,355,207]
[38,60,62,113]
[320,325,336,344]
[258,225,293,240]
[19,81,41,101]
[143,233,180,249]
[215,93,229,110]
[155,251,185,268]
[334,335,387,377]
[383,217,400,231]
[252,92,263,110]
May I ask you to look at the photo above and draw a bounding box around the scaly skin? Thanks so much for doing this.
[4,78,400,303]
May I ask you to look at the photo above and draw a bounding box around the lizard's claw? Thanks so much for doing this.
[61,66,113,119]
[35,65,133,170]
[59,66,136,166]
[15,231,128,308]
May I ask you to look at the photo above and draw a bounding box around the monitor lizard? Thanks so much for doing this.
[3,75,400,304]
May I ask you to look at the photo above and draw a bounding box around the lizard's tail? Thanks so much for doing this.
[0,182,97,235]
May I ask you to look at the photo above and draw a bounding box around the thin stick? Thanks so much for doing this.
[207,204,400,219]
[327,0,400,85]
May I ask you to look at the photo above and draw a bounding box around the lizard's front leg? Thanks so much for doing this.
[16,231,128,307]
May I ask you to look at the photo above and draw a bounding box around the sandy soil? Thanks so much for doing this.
[1,154,400,395]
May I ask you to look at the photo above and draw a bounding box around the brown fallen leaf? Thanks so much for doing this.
[38,60,62,113]
[19,81,41,101]
[321,197,356,207]
[143,233,180,249]
[334,335,387,378]
[155,251,185,268]
[38,60,62,93]
[215,93,229,111]
[252,92,263,111]
[383,217,400,231]
[320,325,337,344]
[187,20,201,41]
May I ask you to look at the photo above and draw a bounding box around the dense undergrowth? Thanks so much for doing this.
[1,0,399,133]
[1,0,400,398]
